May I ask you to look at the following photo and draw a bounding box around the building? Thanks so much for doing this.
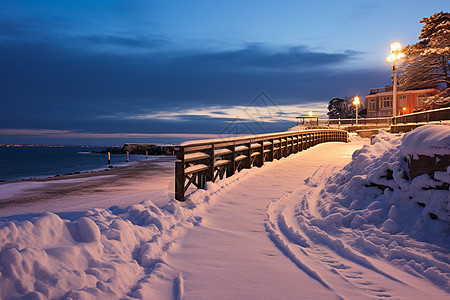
[365,86,439,118]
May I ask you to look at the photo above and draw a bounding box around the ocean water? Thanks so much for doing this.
[0,146,147,181]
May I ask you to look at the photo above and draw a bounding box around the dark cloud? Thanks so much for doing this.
[209,111,229,115]
[0,20,27,38]
[0,36,391,142]
[171,44,356,71]
[78,34,170,49]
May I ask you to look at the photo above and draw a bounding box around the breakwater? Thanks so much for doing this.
[95,144,176,155]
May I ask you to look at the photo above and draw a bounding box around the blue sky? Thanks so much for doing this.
[0,1,447,144]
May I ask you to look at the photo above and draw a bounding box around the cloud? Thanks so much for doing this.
[0,128,221,140]
[122,103,329,123]
[171,44,358,72]
[0,20,27,40]
[0,29,390,140]
[77,34,170,51]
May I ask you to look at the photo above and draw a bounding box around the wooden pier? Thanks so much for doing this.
[174,129,348,201]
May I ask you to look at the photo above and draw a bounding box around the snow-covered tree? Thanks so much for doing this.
[424,87,450,108]
[327,97,355,119]
[399,11,450,90]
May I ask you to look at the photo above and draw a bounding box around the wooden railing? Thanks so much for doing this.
[327,117,391,126]
[174,129,348,201]
[392,107,450,125]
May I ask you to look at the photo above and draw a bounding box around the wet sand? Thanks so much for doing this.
[0,156,176,219]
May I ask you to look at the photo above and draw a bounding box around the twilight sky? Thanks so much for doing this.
[0,1,447,145]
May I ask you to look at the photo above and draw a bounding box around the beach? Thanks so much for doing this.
[0,156,176,219]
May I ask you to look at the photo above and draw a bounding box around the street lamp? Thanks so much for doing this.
[386,42,405,117]
[353,96,360,125]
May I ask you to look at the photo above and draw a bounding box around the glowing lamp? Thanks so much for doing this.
[386,42,405,117]
[386,53,396,62]
[390,42,402,53]
[353,96,360,125]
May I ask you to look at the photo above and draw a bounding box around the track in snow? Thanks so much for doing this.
[265,164,448,299]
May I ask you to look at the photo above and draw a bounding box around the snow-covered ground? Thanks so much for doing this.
[0,157,176,218]
[0,125,448,299]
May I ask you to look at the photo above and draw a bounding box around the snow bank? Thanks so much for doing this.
[0,202,187,299]
[0,168,254,299]
[294,126,449,292]
[401,124,450,158]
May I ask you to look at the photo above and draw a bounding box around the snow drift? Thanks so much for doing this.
[286,125,449,292]
[0,201,194,299]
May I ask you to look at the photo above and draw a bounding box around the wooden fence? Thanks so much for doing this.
[174,129,348,201]
[327,117,391,126]
[392,107,450,125]
[391,107,450,133]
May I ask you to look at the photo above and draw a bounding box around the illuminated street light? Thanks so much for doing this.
[386,42,405,117]
[390,41,402,52]
[353,96,360,125]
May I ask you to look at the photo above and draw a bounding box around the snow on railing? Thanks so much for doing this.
[392,106,450,125]
[174,129,348,201]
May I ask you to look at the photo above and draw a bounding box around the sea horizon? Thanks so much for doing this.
[0,142,177,147]
[0,145,153,182]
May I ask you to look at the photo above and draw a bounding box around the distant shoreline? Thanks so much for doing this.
[0,144,113,148]
[0,156,176,218]
[0,155,172,186]
[0,144,176,182]
[0,155,176,185]
[0,161,118,185]
[93,143,176,155]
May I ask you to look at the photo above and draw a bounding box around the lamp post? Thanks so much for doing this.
[386,42,405,117]
[353,96,360,125]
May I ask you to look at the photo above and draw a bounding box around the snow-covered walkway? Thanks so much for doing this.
[152,140,448,299]
[155,142,341,298]
[163,143,360,299]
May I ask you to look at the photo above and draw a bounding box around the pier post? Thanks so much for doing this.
[227,143,236,178]
[126,151,129,162]
[108,152,111,164]
[175,147,185,201]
